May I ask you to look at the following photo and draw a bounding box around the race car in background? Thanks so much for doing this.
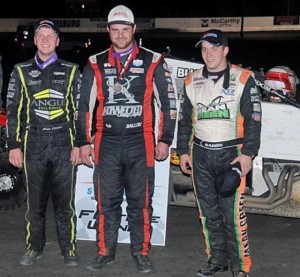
[0,109,25,210]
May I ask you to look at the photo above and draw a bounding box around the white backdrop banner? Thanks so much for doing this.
[75,156,170,246]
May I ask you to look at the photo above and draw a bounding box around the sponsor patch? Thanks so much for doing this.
[152,53,161,63]
[221,88,235,95]
[168,92,176,98]
[170,99,176,108]
[170,110,177,119]
[252,112,261,121]
[253,103,261,112]
[133,59,143,66]
[104,68,117,74]
[29,70,41,78]
[53,72,65,76]
[126,122,142,128]
[251,95,260,102]
[167,83,174,91]
[129,68,144,74]
[250,87,258,94]
[90,56,97,64]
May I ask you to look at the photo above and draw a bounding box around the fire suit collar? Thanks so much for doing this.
[202,63,230,90]
[35,52,58,70]
[202,66,209,78]
[108,41,139,66]
[223,64,231,90]
[112,41,136,58]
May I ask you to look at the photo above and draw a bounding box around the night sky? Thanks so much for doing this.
[0,0,298,18]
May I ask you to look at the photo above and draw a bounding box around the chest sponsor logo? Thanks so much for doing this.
[32,89,65,120]
[106,76,139,104]
[221,88,235,95]
[103,76,143,117]
[29,70,41,78]
[197,96,232,120]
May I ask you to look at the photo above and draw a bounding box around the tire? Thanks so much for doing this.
[0,153,25,210]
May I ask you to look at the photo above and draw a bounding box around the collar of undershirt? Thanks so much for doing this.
[35,52,58,70]
[203,63,230,88]
[113,41,136,59]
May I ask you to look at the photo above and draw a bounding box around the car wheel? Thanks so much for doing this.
[0,154,25,210]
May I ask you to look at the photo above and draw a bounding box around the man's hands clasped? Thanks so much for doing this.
[70,145,94,167]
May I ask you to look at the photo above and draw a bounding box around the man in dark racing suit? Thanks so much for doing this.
[75,5,176,274]
[6,19,81,267]
[177,29,262,277]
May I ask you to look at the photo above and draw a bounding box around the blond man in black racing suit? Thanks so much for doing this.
[6,19,81,267]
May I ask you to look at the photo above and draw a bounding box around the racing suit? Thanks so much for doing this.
[177,64,262,273]
[75,42,176,257]
[6,57,81,255]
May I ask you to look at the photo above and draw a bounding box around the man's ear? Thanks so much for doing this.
[224,46,229,56]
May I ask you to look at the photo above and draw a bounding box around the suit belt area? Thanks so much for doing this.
[193,137,243,150]
[25,122,70,132]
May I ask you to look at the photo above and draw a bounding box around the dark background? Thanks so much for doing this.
[0,0,298,18]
